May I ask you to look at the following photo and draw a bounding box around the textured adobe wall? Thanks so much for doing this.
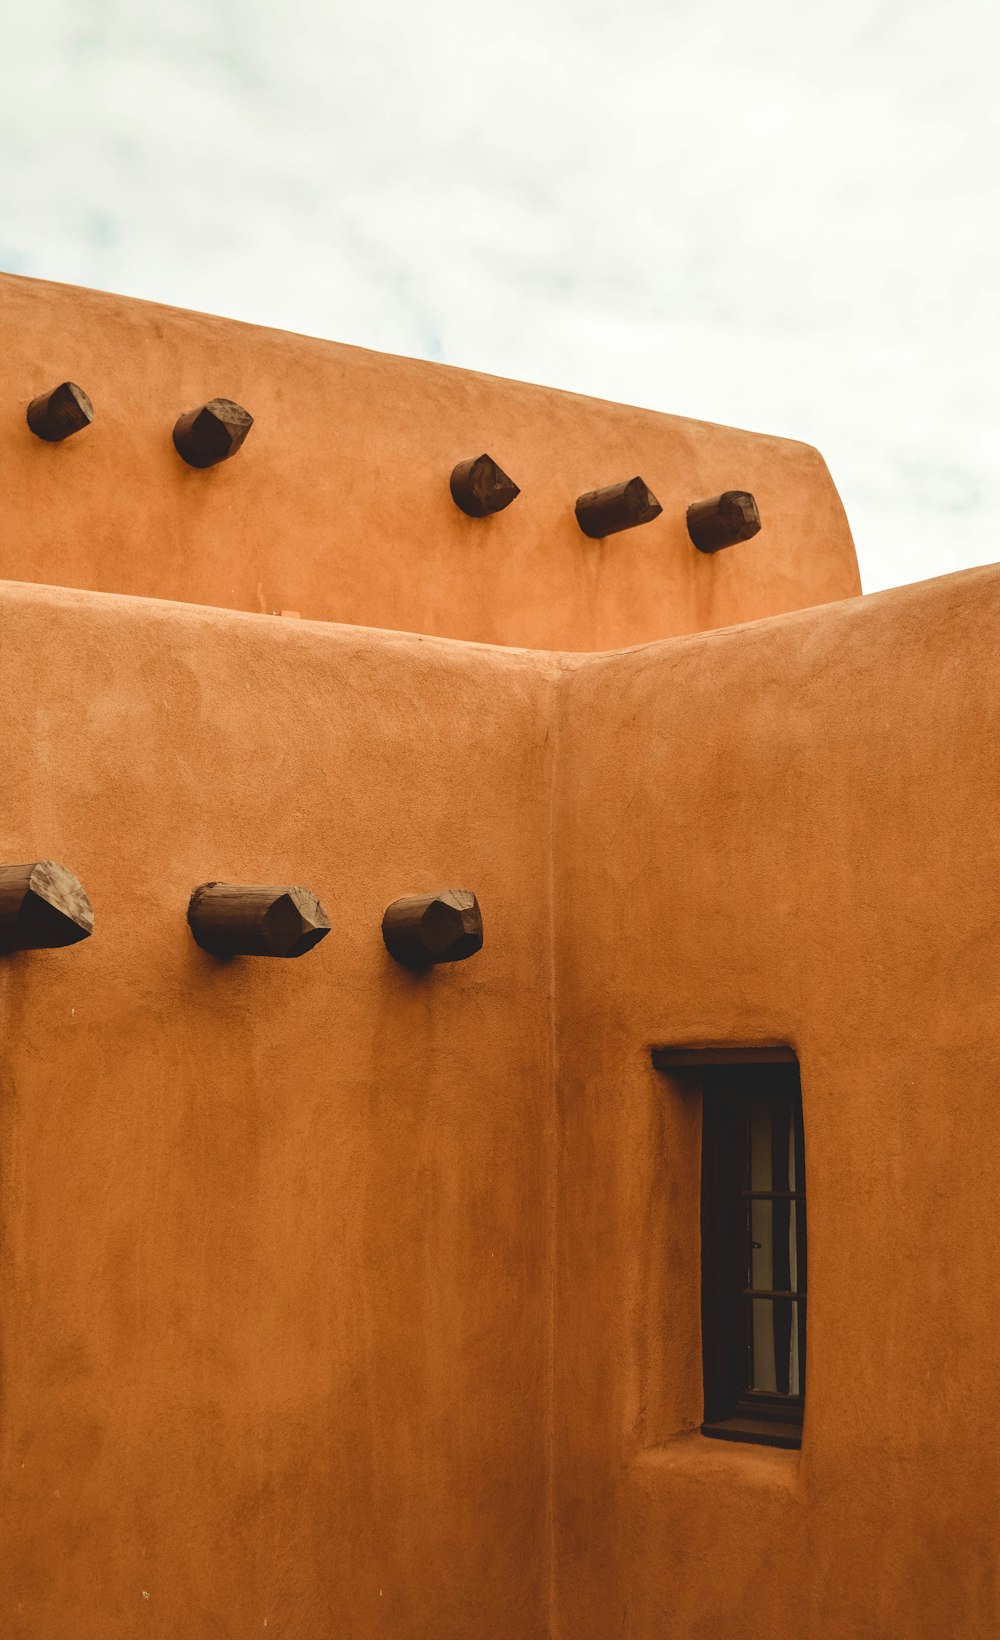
[4,557,998,1637]
[0,272,859,650]
[552,563,1000,1639]
[0,582,556,1640]
[6,275,991,1638]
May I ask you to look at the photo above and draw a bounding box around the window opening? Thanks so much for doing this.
[653,1048,806,1450]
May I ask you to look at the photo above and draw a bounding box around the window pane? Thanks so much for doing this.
[689,1054,806,1444]
[749,1100,773,1190]
[749,1199,800,1292]
[749,1096,794,1190]
[747,1298,803,1396]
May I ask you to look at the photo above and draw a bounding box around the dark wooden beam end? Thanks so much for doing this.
[687,491,761,554]
[382,890,483,969]
[26,382,94,442]
[575,476,662,539]
[173,399,254,469]
[450,454,520,518]
[0,861,94,951]
[188,882,330,958]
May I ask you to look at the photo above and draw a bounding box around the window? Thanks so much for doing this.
[653,1048,807,1450]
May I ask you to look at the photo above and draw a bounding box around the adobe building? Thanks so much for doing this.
[0,270,996,1638]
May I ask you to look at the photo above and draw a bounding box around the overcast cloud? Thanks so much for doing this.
[2,0,996,594]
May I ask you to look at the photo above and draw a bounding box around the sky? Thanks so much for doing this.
[2,0,997,593]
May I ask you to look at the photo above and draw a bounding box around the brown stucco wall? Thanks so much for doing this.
[0,272,859,651]
[0,582,556,1640]
[3,277,993,1638]
[6,564,998,1638]
[552,563,1000,1639]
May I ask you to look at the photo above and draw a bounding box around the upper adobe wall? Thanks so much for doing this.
[0,273,860,650]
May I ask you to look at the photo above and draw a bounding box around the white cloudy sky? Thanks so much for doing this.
[2,1,996,593]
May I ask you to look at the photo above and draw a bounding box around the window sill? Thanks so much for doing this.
[701,1415,801,1451]
[633,1431,801,1493]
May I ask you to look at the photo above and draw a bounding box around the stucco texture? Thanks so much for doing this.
[4,563,999,1637]
[2,275,993,1639]
[553,563,1000,1639]
[0,272,859,651]
[0,583,556,1639]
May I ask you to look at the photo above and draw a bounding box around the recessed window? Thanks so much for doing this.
[653,1048,806,1450]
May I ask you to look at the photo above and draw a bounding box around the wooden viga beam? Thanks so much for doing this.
[173,399,253,468]
[0,861,94,951]
[187,883,331,958]
[27,382,94,442]
[687,491,761,553]
[575,476,662,538]
[381,890,483,969]
[449,453,520,517]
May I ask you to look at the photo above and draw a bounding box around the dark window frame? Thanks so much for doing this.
[652,1047,806,1452]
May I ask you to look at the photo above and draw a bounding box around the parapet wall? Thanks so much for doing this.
[0,273,859,650]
